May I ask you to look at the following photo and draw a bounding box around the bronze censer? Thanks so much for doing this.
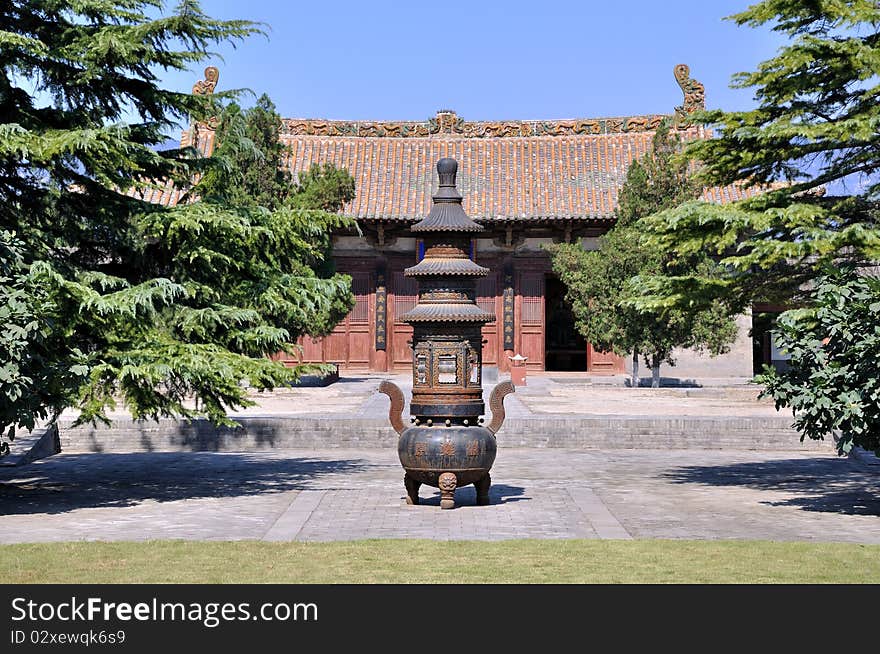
[380,158,514,509]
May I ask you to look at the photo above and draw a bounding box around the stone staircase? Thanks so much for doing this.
[57,412,828,453]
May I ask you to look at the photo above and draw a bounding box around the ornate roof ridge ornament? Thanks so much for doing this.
[192,66,220,96]
[280,110,671,138]
[182,66,222,154]
[674,63,706,120]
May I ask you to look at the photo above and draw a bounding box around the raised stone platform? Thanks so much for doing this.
[58,414,823,453]
[54,374,829,454]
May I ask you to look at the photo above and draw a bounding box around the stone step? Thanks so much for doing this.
[0,424,61,467]
[58,415,828,453]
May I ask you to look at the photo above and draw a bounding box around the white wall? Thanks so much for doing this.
[622,312,755,382]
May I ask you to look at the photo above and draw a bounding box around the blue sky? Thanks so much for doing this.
[160,0,786,122]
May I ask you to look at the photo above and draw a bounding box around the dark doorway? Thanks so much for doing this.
[751,308,789,375]
[544,276,587,371]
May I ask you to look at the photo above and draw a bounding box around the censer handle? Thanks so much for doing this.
[378,380,406,435]
[487,381,515,435]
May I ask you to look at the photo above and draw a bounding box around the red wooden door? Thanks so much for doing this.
[517,272,544,370]
[343,273,373,368]
[298,334,324,363]
[284,272,373,369]
[587,345,626,373]
[477,272,499,366]
[390,271,418,370]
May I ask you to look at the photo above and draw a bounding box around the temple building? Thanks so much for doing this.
[147,64,764,379]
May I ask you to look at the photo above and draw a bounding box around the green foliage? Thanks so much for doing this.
[205,95,356,213]
[0,232,88,450]
[631,1,880,457]
[757,267,880,456]
[209,95,291,210]
[192,99,357,337]
[550,122,737,384]
[616,122,698,228]
[636,1,880,313]
[288,163,356,213]
[0,1,356,456]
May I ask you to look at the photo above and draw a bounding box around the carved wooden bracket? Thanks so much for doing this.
[364,224,398,249]
[492,225,525,250]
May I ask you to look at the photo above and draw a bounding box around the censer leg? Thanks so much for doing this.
[404,473,421,505]
[438,472,457,510]
[474,473,491,506]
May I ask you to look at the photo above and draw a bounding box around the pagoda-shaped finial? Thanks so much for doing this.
[433,157,462,202]
[435,157,458,195]
[411,158,481,232]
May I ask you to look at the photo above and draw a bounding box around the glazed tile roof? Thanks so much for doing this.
[131,116,766,220]
[130,65,768,219]
[278,111,767,223]
[280,125,682,222]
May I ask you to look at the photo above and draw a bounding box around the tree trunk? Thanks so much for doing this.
[631,351,639,388]
[651,355,661,388]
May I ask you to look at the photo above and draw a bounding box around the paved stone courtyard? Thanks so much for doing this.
[4,375,878,544]
[2,448,879,544]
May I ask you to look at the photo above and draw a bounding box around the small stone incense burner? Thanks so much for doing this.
[379,158,514,509]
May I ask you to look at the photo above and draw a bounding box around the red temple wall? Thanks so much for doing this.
[272,250,625,374]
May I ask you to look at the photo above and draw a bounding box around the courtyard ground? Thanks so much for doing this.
[2,373,878,582]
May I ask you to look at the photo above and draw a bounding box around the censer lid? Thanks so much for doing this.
[410,158,484,233]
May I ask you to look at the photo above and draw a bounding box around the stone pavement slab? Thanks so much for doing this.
[263,490,325,541]
[1,448,878,544]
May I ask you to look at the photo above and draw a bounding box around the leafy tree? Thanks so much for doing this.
[0,0,355,458]
[757,267,880,456]
[615,121,698,230]
[633,1,880,452]
[549,123,738,387]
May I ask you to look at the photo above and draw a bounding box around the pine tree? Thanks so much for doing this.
[637,1,880,312]
[634,1,880,453]
[215,95,294,210]
[549,122,738,387]
[0,1,355,456]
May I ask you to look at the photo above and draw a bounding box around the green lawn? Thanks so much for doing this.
[3,539,879,583]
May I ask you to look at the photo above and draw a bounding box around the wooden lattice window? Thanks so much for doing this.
[520,275,543,326]
[393,272,418,323]
[476,275,496,323]
[348,274,370,323]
